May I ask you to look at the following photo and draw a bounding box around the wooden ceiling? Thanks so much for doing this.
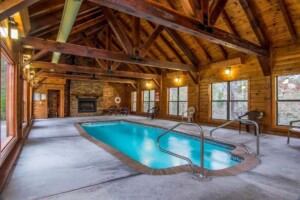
[2,0,300,83]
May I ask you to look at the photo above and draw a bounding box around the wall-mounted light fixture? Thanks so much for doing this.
[8,17,18,40]
[146,82,150,87]
[0,25,8,38]
[175,77,180,83]
[25,64,30,69]
[225,67,231,75]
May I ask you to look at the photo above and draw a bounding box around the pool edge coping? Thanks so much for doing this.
[74,119,260,177]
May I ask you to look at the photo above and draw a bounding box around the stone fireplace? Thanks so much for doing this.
[78,98,97,113]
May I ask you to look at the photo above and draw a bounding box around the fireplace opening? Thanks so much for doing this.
[78,98,97,113]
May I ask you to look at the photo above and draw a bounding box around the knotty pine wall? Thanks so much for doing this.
[126,43,300,135]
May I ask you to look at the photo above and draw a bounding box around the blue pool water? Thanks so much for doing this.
[81,121,240,170]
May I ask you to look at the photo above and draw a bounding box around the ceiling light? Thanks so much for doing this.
[225,67,231,75]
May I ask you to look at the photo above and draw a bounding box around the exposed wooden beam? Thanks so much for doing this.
[106,26,113,69]
[70,15,106,36]
[39,72,136,84]
[239,0,270,48]
[22,37,196,71]
[101,7,134,55]
[22,49,48,67]
[165,27,200,67]
[209,0,228,25]
[30,69,45,81]
[140,25,164,57]
[0,0,40,21]
[193,37,212,62]
[152,79,160,88]
[221,10,240,37]
[257,56,271,76]
[277,0,297,42]
[130,83,137,90]
[89,0,268,56]
[33,77,47,88]
[31,61,161,79]
[218,45,227,59]
[178,0,202,20]
[29,3,64,20]
[80,34,108,69]
[201,0,209,25]
[132,17,141,57]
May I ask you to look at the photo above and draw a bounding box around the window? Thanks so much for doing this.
[211,80,248,120]
[168,86,188,116]
[143,90,154,112]
[131,91,137,112]
[1,50,16,149]
[276,74,300,126]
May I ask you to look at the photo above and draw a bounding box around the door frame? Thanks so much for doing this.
[46,88,64,118]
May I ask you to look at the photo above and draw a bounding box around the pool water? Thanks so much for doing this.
[81,121,240,170]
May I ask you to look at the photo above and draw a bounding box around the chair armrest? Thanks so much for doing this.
[290,120,300,127]
[238,113,248,119]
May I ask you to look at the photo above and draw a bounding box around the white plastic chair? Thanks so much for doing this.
[287,120,300,144]
[182,106,196,122]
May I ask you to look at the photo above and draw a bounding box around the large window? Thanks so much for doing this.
[143,90,154,112]
[131,91,137,112]
[211,80,248,120]
[1,51,15,149]
[277,74,300,126]
[168,86,188,116]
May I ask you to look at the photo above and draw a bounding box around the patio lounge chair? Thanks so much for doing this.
[119,106,130,116]
[287,120,300,144]
[238,110,264,135]
[182,106,196,122]
[108,105,118,116]
[147,107,159,119]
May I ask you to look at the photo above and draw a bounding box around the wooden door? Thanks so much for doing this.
[47,90,60,118]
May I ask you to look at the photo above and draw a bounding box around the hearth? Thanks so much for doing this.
[78,98,97,113]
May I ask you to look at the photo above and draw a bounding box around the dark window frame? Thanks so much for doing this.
[168,86,188,116]
[143,90,155,112]
[211,80,248,120]
[276,76,300,126]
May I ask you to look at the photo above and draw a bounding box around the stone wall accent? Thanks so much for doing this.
[70,80,126,117]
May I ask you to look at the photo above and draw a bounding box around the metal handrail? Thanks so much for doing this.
[209,118,260,156]
[156,122,206,179]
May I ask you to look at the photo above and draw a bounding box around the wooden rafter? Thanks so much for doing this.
[30,69,45,81]
[132,17,141,57]
[221,10,240,37]
[239,0,270,48]
[80,34,108,69]
[102,7,134,55]
[178,0,202,20]
[30,61,161,80]
[0,0,41,21]
[140,25,164,57]
[193,36,212,62]
[23,49,48,67]
[31,7,101,37]
[165,27,200,67]
[39,72,137,84]
[106,26,112,69]
[277,0,297,42]
[22,37,196,71]
[88,0,268,56]
[209,0,228,25]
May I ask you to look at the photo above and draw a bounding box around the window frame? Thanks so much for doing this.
[168,86,188,116]
[276,75,300,126]
[131,91,137,112]
[0,41,17,157]
[211,80,248,120]
[142,90,155,112]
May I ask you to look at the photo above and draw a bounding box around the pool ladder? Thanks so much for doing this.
[156,122,207,179]
[209,118,261,156]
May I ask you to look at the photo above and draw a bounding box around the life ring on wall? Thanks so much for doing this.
[115,97,121,104]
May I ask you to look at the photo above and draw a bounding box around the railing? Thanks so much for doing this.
[209,119,260,156]
[156,122,206,179]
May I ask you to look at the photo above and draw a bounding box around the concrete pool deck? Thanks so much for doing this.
[1,116,300,200]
